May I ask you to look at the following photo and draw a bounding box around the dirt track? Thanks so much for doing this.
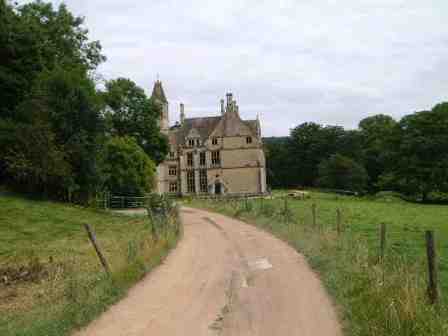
[74,207,342,336]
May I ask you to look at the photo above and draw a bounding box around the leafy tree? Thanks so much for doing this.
[0,119,72,197]
[0,0,105,119]
[102,78,169,164]
[100,136,156,196]
[288,123,347,186]
[264,137,291,188]
[337,129,363,161]
[358,114,397,191]
[318,154,368,192]
[265,125,364,189]
[15,65,103,201]
[379,103,448,201]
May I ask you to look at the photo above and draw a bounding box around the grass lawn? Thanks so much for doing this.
[270,191,448,291]
[189,191,448,336]
[0,193,180,336]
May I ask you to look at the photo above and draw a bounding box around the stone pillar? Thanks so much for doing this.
[259,167,267,194]
[180,171,187,195]
[206,151,211,169]
[194,169,200,194]
[194,152,200,194]
[179,154,187,195]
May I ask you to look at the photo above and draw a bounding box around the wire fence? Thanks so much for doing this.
[202,195,446,307]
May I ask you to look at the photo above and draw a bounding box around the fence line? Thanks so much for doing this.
[203,196,442,306]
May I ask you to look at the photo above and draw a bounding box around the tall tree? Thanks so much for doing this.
[379,103,448,201]
[318,154,368,192]
[288,123,347,186]
[99,136,156,196]
[0,0,105,119]
[358,114,397,190]
[13,65,103,201]
[102,78,168,164]
[1,119,72,197]
[264,137,291,188]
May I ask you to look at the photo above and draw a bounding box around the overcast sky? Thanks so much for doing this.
[41,1,448,136]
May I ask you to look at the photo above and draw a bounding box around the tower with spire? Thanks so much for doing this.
[151,79,169,133]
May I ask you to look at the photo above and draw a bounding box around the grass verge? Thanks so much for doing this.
[0,194,181,336]
[189,192,448,336]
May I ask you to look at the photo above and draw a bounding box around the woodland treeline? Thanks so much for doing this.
[265,102,448,202]
[0,1,168,202]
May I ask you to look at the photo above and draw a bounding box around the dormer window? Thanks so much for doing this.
[212,138,218,145]
[246,136,252,144]
[169,151,175,158]
[196,139,200,146]
[188,139,195,147]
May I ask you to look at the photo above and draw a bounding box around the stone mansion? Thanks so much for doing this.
[152,80,267,196]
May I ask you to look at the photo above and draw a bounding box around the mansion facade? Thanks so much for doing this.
[152,80,267,196]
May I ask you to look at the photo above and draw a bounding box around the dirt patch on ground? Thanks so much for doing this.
[0,259,48,286]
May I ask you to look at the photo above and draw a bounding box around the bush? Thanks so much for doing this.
[100,136,156,196]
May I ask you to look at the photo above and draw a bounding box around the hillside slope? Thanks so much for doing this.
[0,194,179,336]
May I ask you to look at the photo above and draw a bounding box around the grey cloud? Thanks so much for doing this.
[22,0,448,136]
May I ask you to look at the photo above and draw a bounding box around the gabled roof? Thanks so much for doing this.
[167,111,260,147]
[210,109,255,138]
[172,116,222,145]
[244,120,260,137]
[151,80,168,103]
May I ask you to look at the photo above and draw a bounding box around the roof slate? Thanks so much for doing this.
[168,114,260,148]
[172,116,221,146]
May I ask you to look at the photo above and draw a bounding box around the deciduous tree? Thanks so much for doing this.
[100,136,156,196]
[102,78,169,164]
[318,154,368,192]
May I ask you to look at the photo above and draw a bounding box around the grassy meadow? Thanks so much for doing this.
[189,191,448,336]
[0,194,180,336]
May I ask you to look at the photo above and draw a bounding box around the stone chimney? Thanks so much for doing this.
[180,103,185,123]
[220,99,225,115]
[231,100,237,114]
[226,93,233,110]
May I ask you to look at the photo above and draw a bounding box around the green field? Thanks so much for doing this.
[190,191,448,335]
[0,194,180,336]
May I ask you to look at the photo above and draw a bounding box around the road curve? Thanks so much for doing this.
[74,207,342,336]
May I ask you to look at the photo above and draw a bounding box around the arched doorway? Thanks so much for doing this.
[214,181,222,195]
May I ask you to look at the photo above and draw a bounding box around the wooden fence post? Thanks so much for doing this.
[84,224,111,276]
[425,230,439,305]
[379,223,386,262]
[336,208,342,235]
